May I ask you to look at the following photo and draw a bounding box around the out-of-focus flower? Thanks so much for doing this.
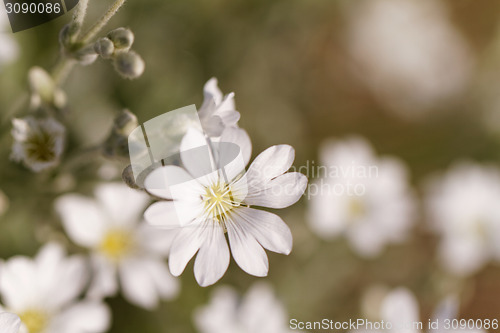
[10,117,65,172]
[194,283,298,333]
[198,78,241,137]
[0,12,19,70]
[425,163,500,276]
[307,137,416,257]
[28,67,67,109]
[144,128,307,286]
[345,0,473,118]
[0,243,110,333]
[55,183,179,309]
[0,313,21,333]
[354,287,485,333]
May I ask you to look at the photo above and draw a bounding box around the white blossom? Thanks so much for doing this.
[307,136,416,257]
[425,163,500,276]
[0,313,21,333]
[0,243,110,333]
[55,183,180,309]
[144,128,307,286]
[194,283,298,333]
[345,0,472,117]
[354,287,484,333]
[10,117,65,172]
[198,78,240,137]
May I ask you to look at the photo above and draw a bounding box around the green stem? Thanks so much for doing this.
[52,58,76,86]
[72,0,90,27]
[80,0,127,44]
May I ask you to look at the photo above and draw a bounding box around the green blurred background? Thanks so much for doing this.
[1,0,500,331]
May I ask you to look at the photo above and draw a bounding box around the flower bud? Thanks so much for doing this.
[73,45,98,66]
[28,67,55,104]
[122,165,140,189]
[59,22,80,47]
[107,28,135,51]
[113,51,145,79]
[94,37,115,59]
[114,109,138,136]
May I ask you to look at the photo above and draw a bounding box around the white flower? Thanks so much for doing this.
[0,243,110,333]
[0,313,21,333]
[425,163,500,276]
[194,283,298,333]
[354,287,484,333]
[0,10,19,69]
[198,78,240,137]
[345,0,472,117]
[55,183,180,309]
[307,136,416,257]
[10,117,65,172]
[144,128,307,286]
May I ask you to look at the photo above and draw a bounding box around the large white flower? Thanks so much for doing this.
[144,128,307,286]
[425,163,500,276]
[0,243,110,333]
[10,117,65,172]
[55,183,180,309]
[198,78,240,137]
[0,313,21,333]
[345,0,472,117]
[194,283,298,333]
[354,287,484,333]
[307,136,416,257]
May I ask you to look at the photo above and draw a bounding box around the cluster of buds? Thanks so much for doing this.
[95,28,145,79]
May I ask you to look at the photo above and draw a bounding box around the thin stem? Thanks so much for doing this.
[52,58,76,86]
[80,0,127,44]
[72,0,90,27]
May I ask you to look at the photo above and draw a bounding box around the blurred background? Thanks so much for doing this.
[1,0,500,332]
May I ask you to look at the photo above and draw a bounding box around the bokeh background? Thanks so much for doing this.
[1,0,500,332]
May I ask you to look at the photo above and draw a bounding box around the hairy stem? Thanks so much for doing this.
[52,58,76,86]
[80,0,127,44]
[72,0,90,28]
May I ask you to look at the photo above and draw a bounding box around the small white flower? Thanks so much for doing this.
[307,137,416,257]
[0,10,19,69]
[10,117,65,172]
[345,0,472,117]
[425,163,500,276]
[144,128,307,286]
[194,283,298,333]
[0,243,110,333]
[354,287,485,333]
[0,313,21,333]
[198,78,240,137]
[55,183,180,309]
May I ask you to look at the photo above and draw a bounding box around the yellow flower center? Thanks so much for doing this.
[203,181,240,223]
[99,229,134,261]
[348,198,366,220]
[25,131,56,162]
[20,310,48,333]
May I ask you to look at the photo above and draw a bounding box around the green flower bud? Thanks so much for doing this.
[113,51,145,79]
[107,28,135,51]
[73,45,98,66]
[122,165,140,189]
[113,109,139,136]
[94,38,115,59]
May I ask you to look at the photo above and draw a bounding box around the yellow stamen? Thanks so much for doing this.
[99,229,134,261]
[20,310,48,333]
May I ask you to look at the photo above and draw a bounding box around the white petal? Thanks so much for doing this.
[232,207,292,255]
[194,286,240,333]
[144,200,203,228]
[381,288,420,333]
[180,128,215,180]
[226,214,269,277]
[168,224,205,276]
[244,172,307,209]
[86,254,118,300]
[136,223,179,255]
[194,224,230,287]
[94,183,149,228]
[0,313,21,333]
[246,145,295,188]
[144,165,196,200]
[55,195,106,247]
[220,127,252,167]
[50,301,110,333]
[0,257,37,311]
[201,78,223,108]
[143,257,180,300]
